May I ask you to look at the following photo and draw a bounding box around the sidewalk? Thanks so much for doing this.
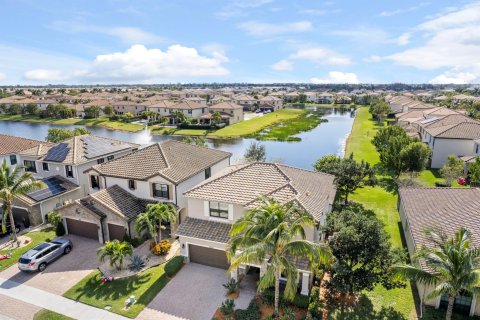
[0,277,128,320]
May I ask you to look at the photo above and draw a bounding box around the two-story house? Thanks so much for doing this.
[176,162,336,295]
[203,102,244,125]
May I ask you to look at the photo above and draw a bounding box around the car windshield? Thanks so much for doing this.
[19,258,31,264]
[32,243,50,251]
[51,241,63,245]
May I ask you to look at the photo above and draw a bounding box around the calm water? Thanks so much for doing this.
[0,107,355,170]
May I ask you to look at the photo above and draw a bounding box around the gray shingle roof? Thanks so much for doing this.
[176,217,231,243]
[89,140,231,183]
[185,162,336,221]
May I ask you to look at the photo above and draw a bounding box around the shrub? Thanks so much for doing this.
[220,299,235,317]
[165,256,184,277]
[130,237,143,248]
[292,293,310,309]
[223,278,241,294]
[435,181,450,187]
[55,221,66,236]
[313,268,324,286]
[122,233,132,244]
[280,307,295,320]
[235,300,261,320]
[150,240,172,255]
[308,286,323,319]
[47,211,62,226]
[128,255,145,272]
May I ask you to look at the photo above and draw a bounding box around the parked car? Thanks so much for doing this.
[0,220,21,237]
[18,238,72,272]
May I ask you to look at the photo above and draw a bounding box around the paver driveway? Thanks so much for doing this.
[140,263,255,320]
[0,235,100,295]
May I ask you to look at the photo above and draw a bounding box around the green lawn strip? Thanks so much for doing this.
[33,309,74,320]
[209,108,304,138]
[345,107,380,164]
[0,228,56,271]
[255,110,325,141]
[63,264,170,318]
[150,126,208,136]
[284,103,357,108]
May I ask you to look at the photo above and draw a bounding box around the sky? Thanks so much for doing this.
[0,0,479,85]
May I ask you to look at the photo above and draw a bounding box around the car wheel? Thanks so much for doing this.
[38,263,47,272]
[64,246,72,254]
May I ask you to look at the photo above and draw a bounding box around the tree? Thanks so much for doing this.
[369,99,391,124]
[211,111,222,125]
[244,141,266,162]
[103,105,114,116]
[183,136,207,147]
[84,106,101,119]
[0,160,44,242]
[372,125,409,154]
[7,104,21,115]
[136,202,177,245]
[399,142,431,173]
[228,198,331,316]
[46,127,91,143]
[313,154,376,203]
[24,103,39,115]
[374,128,414,177]
[97,240,133,271]
[469,158,480,185]
[392,228,480,320]
[440,155,464,186]
[325,204,405,297]
[171,111,186,124]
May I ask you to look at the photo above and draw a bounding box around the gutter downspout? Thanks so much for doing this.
[100,216,105,243]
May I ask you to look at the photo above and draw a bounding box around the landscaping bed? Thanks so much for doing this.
[33,309,74,320]
[63,255,184,318]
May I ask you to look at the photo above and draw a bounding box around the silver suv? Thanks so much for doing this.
[18,238,72,272]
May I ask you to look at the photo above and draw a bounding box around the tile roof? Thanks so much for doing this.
[185,163,336,221]
[0,134,51,156]
[89,140,231,183]
[176,217,231,243]
[88,185,157,220]
[209,102,243,110]
[427,122,480,139]
[170,101,205,110]
[399,188,480,251]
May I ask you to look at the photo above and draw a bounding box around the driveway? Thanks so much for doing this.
[140,263,256,320]
[0,235,100,295]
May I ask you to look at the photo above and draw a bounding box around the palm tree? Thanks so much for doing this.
[0,160,44,242]
[392,228,480,320]
[227,197,331,316]
[97,240,133,271]
[136,202,176,244]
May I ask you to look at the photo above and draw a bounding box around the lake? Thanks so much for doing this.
[0,107,355,170]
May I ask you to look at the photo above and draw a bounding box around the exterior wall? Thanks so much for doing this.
[178,235,227,262]
[58,203,104,243]
[431,138,474,168]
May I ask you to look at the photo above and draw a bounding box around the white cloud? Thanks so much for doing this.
[298,9,326,16]
[0,72,5,81]
[365,55,382,63]
[216,0,273,18]
[331,27,391,44]
[387,3,480,84]
[290,47,351,65]
[430,71,478,84]
[310,71,360,84]
[271,59,293,71]
[396,33,410,46]
[24,69,68,81]
[238,20,313,36]
[379,2,430,17]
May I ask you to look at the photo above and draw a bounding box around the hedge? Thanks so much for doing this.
[165,256,184,277]
[235,300,261,320]
[292,293,310,309]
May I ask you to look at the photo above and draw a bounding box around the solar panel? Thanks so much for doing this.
[27,176,67,202]
[44,143,70,162]
[82,136,131,159]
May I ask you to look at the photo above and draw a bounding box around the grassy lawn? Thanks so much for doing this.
[0,227,56,272]
[33,309,74,320]
[209,108,304,138]
[63,265,169,318]
[345,107,380,163]
[150,126,208,136]
[0,114,144,132]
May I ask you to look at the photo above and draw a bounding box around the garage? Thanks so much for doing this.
[189,244,229,269]
[108,223,126,241]
[65,218,99,241]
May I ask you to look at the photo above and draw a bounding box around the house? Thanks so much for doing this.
[233,94,257,110]
[146,100,177,118]
[85,140,231,212]
[258,96,283,111]
[201,102,244,125]
[57,185,157,243]
[398,188,480,316]
[176,162,336,295]
[167,101,208,124]
[317,92,334,104]
[112,101,152,116]
[0,134,52,167]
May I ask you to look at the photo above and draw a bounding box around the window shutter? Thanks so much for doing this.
[204,201,209,217]
[168,185,174,200]
[150,183,154,197]
[228,204,234,220]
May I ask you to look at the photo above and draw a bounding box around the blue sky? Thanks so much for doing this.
[0,0,479,85]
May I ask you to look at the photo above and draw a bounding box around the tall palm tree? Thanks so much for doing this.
[392,228,480,320]
[228,197,331,316]
[97,240,133,271]
[136,202,176,244]
[0,160,44,242]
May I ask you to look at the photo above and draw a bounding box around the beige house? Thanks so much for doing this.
[205,102,244,124]
[177,162,336,295]
[398,188,480,316]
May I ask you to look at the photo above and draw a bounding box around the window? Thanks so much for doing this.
[209,202,229,219]
[97,158,105,164]
[476,144,479,154]
[90,175,100,189]
[24,160,36,173]
[152,183,169,199]
[188,110,192,114]
[128,179,136,190]
[107,155,114,161]
[42,162,49,171]
[205,167,211,179]
[9,155,17,165]
[65,165,74,178]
